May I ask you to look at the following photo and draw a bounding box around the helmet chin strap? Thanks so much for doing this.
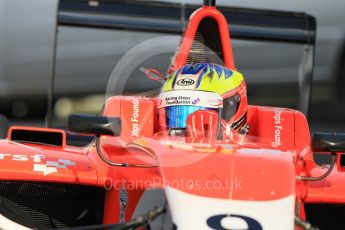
[225,123,234,139]
[224,118,250,139]
[217,108,238,140]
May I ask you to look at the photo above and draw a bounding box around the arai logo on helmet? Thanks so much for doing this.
[177,78,195,86]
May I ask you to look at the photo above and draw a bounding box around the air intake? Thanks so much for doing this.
[8,126,66,147]
[186,17,224,65]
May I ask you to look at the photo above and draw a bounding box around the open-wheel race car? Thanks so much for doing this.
[1,0,345,229]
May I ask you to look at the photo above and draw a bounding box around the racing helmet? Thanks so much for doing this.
[158,63,248,136]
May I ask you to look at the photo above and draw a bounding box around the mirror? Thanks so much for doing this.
[68,114,121,136]
[312,132,345,152]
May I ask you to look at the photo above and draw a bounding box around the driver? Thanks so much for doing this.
[158,63,249,138]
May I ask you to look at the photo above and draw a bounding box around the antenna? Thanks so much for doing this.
[203,0,216,6]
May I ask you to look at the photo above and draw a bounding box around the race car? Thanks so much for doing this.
[0,0,345,229]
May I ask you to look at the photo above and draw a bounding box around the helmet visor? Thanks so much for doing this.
[163,105,218,129]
